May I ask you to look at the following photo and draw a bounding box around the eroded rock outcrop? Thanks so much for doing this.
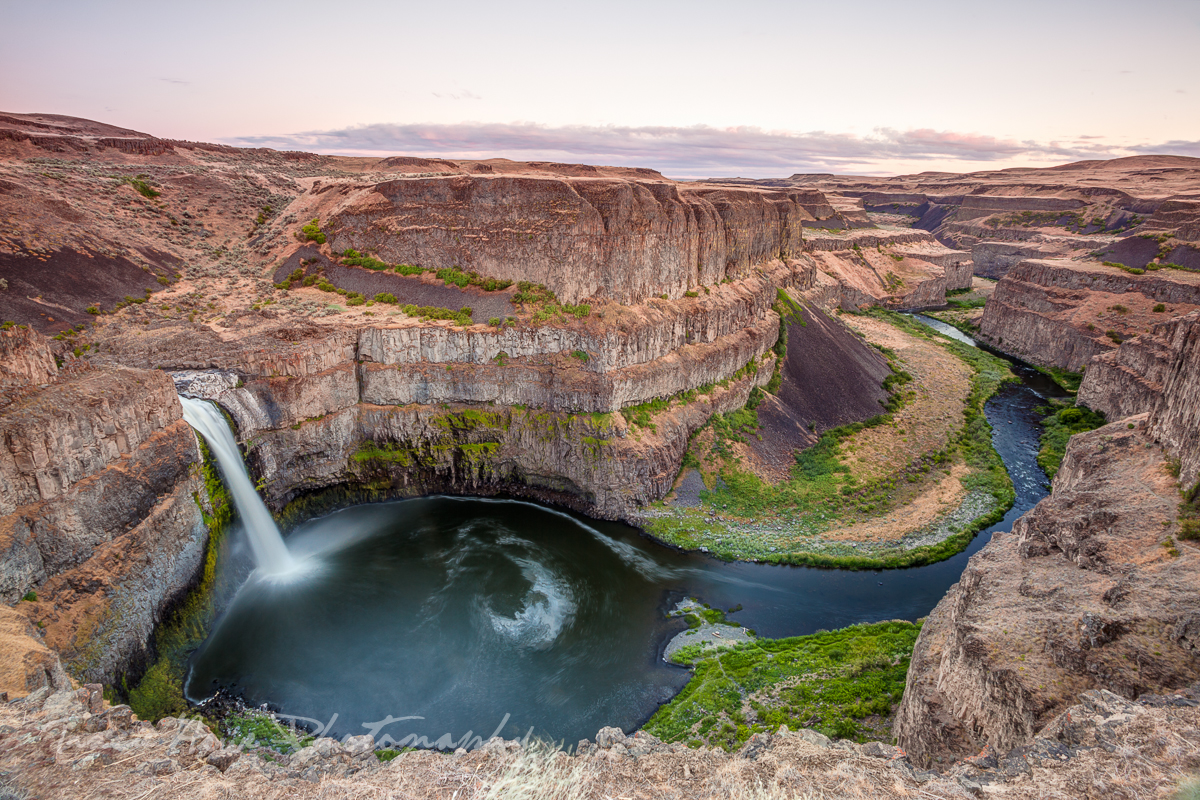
[0,331,209,684]
[1078,310,1200,488]
[978,259,1200,371]
[314,177,823,304]
[895,419,1200,765]
[0,605,71,698]
[0,325,57,389]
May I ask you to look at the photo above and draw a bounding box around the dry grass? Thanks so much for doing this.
[5,705,1200,800]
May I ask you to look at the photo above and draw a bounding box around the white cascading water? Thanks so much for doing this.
[179,396,295,574]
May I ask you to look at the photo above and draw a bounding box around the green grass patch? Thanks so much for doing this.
[621,396,672,433]
[118,175,160,198]
[645,620,921,749]
[220,710,311,754]
[127,438,232,722]
[646,310,1015,569]
[1034,365,1084,394]
[402,304,473,326]
[1036,402,1107,480]
[947,296,986,310]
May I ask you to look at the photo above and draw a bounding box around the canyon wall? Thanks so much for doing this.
[1079,310,1200,488]
[173,332,775,521]
[0,336,210,685]
[317,177,830,305]
[896,418,1200,765]
[896,311,1200,765]
[977,259,1200,371]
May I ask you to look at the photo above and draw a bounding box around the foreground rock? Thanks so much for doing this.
[0,327,208,685]
[2,676,1197,799]
[896,417,1200,764]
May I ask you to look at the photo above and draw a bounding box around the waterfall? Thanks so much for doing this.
[179,396,295,574]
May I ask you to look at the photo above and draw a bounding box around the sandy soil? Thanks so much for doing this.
[839,315,971,484]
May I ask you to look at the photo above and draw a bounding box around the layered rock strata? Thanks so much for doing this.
[313,177,831,305]
[0,341,208,684]
[896,418,1200,764]
[1079,310,1200,488]
[978,258,1200,371]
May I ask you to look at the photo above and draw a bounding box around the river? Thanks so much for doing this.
[183,316,1066,746]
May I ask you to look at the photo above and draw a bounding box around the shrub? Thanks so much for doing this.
[374,293,398,304]
[303,275,318,286]
[401,304,473,326]
[488,317,502,326]
[1181,518,1200,540]
[1037,402,1107,479]
[85,305,100,315]
[346,295,366,306]
[571,350,590,362]
[21,591,36,602]
[342,252,390,271]
[1106,330,1124,344]
[301,219,326,244]
[119,175,160,198]
[1154,303,1167,313]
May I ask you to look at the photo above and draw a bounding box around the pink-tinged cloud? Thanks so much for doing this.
[1131,139,1200,157]
[223,122,1145,178]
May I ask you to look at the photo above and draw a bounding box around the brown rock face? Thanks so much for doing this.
[1079,310,1200,488]
[0,325,57,389]
[0,331,208,684]
[0,606,71,698]
[322,176,823,304]
[897,313,1200,765]
[978,259,1200,371]
[895,420,1200,765]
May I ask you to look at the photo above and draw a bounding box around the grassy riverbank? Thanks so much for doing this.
[645,620,922,749]
[1037,401,1107,479]
[643,309,1016,569]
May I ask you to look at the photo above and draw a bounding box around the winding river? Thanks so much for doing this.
[183,317,1067,747]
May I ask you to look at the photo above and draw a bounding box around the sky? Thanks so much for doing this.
[4,0,1200,178]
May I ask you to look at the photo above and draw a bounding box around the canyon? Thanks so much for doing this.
[1,112,1199,798]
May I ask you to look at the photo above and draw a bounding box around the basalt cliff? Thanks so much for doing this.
[0,113,970,689]
[895,310,1200,766]
[2,113,1200,798]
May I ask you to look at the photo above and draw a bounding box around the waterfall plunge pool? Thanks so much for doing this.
[182,320,1065,748]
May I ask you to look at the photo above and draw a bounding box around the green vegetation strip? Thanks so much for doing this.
[338,249,515,292]
[128,438,231,721]
[645,621,921,750]
[1036,402,1107,480]
[645,309,1016,569]
[1034,365,1084,395]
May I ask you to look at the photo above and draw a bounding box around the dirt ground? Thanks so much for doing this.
[746,302,891,482]
[839,315,971,484]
